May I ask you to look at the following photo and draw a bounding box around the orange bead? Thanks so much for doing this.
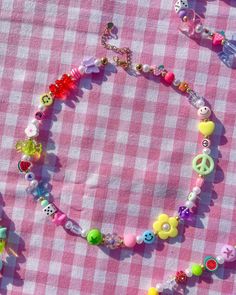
[178,81,189,92]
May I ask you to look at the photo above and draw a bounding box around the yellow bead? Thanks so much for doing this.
[0,240,6,253]
[148,287,158,295]
[198,121,215,137]
[40,93,54,106]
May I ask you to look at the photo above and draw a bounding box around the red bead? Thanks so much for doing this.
[164,72,175,85]
[175,271,187,284]
[49,84,58,94]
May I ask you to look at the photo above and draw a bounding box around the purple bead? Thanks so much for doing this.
[178,206,190,219]
[178,9,188,19]
[103,233,123,249]
[35,111,44,120]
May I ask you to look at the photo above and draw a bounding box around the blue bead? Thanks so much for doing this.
[31,181,50,200]
[142,230,156,244]
[218,39,236,68]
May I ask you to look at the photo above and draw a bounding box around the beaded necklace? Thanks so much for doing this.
[174,0,236,68]
[15,22,216,249]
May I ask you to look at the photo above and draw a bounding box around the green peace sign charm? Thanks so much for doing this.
[192,154,214,176]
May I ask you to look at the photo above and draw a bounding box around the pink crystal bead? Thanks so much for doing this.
[196,177,204,187]
[71,68,82,80]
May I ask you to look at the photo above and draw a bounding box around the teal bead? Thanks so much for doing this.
[41,200,49,208]
[0,227,7,239]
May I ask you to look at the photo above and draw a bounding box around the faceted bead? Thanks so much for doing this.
[71,68,82,80]
[188,90,205,108]
[178,206,190,219]
[103,233,123,249]
[219,39,236,68]
[178,81,188,92]
[175,270,187,284]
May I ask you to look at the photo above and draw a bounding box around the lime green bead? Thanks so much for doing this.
[191,264,203,276]
[41,200,49,207]
[192,154,214,176]
[87,228,103,245]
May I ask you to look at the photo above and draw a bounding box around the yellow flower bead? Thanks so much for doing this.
[153,213,179,240]
[148,287,158,295]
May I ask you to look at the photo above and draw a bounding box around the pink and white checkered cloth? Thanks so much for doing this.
[0,0,236,294]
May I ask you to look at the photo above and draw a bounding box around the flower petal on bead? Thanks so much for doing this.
[158,230,169,240]
[169,217,178,227]
[158,214,169,223]
[153,220,162,232]
[168,227,178,238]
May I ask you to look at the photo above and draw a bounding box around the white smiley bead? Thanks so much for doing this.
[197,106,211,120]
[25,123,39,138]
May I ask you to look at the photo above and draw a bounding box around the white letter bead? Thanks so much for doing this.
[43,203,57,216]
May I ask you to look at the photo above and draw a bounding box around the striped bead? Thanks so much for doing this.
[70,68,82,80]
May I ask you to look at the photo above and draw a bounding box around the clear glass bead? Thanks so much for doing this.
[188,90,205,109]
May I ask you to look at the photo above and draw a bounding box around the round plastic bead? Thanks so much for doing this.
[94,59,101,67]
[41,199,49,208]
[38,104,46,111]
[142,64,150,72]
[81,229,88,238]
[192,186,201,194]
[191,264,203,276]
[216,256,225,264]
[203,148,211,155]
[185,200,194,209]
[195,24,204,34]
[148,287,158,295]
[185,268,192,277]
[136,235,143,244]
[155,283,163,292]
[21,155,31,161]
[188,192,197,202]
[173,79,181,86]
[30,179,38,189]
[164,72,175,85]
[25,172,35,181]
[123,234,136,248]
[78,65,85,74]
[87,228,103,245]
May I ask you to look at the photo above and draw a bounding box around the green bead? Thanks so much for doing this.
[0,227,7,239]
[41,200,49,207]
[191,264,203,276]
[87,229,103,245]
[192,154,214,176]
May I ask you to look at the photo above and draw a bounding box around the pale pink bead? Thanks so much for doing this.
[197,106,211,120]
[123,234,136,248]
[70,68,82,80]
[196,177,204,187]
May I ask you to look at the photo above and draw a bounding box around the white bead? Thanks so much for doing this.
[173,79,181,86]
[216,256,225,264]
[203,148,211,155]
[31,119,39,126]
[38,104,46,111]
[30,179,38,188]
[78,65,85,74]
[25,172,35,181]
[81,229,88,237]
[175,0,188,13]
[94,59,101,67]
[188,192,197,202]
[185,200,194,209]
[22,155,31,161]
[192,186,201,194]
[185,268,192,277]
[195,24,203,33]
[136,235,143,244]
[155,283,163,292]
[142,64,150,73]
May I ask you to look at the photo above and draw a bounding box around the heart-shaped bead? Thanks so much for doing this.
[198,121,215,137]
[18,160,32,173]
[212,32,225,46]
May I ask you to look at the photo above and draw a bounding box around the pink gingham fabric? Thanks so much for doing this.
[0,0,236,294]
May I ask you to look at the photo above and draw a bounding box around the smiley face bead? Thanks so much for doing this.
[197,106,211,120]
[142,230,156,244]
[40,93,54,107]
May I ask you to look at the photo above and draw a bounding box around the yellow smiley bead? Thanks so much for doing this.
[148,287,158,295]
[198,121,215,137]
[40,93,54,107]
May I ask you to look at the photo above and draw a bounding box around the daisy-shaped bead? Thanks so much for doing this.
[153,214,179,240]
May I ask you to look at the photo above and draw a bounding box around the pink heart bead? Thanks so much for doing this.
[212,33,225,46]
[164,72,175,85]
[52,212,67,226]
[221,245,236,262]
[123,234,136,248]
